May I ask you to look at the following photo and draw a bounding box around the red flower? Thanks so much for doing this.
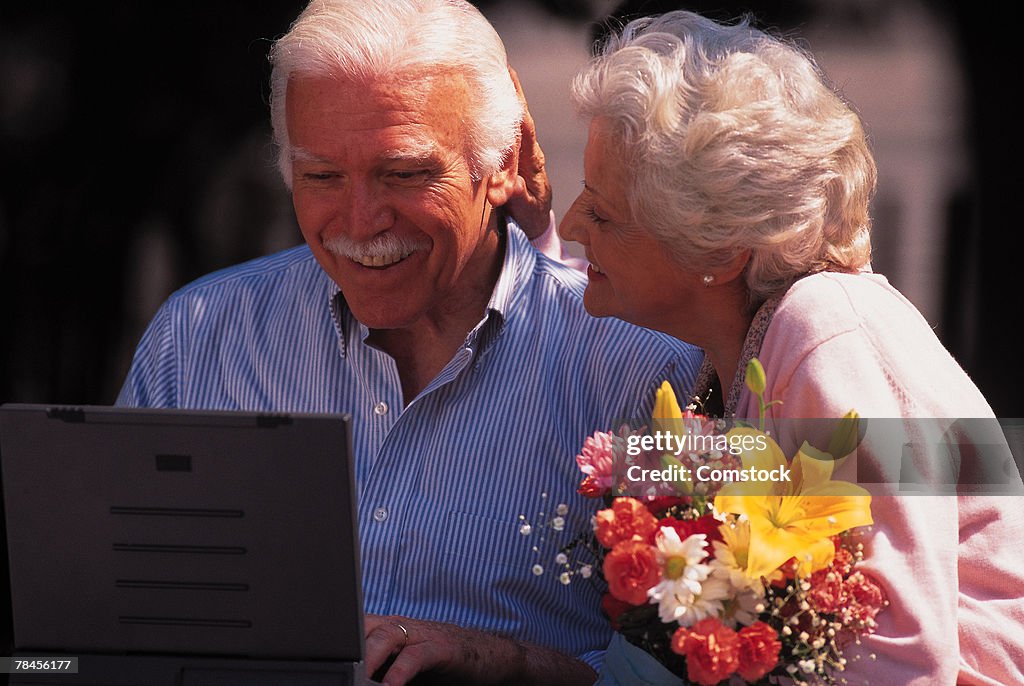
[657,514,723,550]
[806,547,886,631]
[601,593,633,630]
[844,571,886,627]
[807,548,848,614]
[671,617,740,686]
[770,557,800,587]
[831,546,855,576]
[603,540,660,606]
[594,497,659,548]
[736,621,781,681]
[807,566,845,614]
[577,476,605,498]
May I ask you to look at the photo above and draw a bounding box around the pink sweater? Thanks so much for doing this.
[733,272,1024,685]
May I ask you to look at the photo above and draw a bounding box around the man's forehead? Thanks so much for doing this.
[287,67,471,106]
[285,69,474,161]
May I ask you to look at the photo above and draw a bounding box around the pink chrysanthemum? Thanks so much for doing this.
[576,431,617,497]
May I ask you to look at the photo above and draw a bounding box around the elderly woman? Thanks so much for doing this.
[556,10,1024,686]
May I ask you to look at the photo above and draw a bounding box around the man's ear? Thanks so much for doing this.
[484,145,520,208]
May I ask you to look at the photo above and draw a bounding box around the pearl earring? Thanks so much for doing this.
[702,274,714,287]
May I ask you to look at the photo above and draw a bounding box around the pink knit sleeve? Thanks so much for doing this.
[742,281,1024,684]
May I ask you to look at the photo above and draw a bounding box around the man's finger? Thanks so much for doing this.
[364,619,410,678]
[505,63,553,237]
[380,642,440,686]
[508,64,525,98]
[509,65,546,177]
[509,70,536,147]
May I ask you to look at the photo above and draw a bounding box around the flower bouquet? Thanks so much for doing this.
[564,360,887,685]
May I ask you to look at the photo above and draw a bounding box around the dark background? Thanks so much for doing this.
[1,0,1021,654]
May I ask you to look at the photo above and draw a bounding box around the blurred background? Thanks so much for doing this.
[1,0,1020,415]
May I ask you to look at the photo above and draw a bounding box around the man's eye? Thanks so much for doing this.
[388,169,429,183]
[303,172,338,181]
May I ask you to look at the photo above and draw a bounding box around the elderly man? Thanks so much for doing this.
[118,0,701,684]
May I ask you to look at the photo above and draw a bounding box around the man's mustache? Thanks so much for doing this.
[324,232,430,260]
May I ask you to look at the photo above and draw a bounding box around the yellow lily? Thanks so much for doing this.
[652,380,684,438]
[713,428,872,579]
[653,380,683,419]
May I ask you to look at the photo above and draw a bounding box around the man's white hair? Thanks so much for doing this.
[269,0,523,187]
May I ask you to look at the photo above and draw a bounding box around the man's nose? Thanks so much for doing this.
[342,181,396,238]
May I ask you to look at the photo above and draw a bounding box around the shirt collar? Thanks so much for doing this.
[328,215,536,358]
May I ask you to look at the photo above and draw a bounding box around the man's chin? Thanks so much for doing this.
[345,300,424,331]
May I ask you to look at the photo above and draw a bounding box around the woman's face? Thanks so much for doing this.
[560,119,697,333]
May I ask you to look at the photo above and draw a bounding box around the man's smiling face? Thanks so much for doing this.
[286,72,498,329]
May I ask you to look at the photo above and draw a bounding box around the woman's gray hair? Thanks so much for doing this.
[269,0,523,186]
[572,11,876,304]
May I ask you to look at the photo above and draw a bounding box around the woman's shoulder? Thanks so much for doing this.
[755,271,991,419]
[764,270,942,371]
[772,271,921,341]
[762,271,944,365]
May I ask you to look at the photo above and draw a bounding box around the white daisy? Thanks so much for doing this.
[647,527,727,625]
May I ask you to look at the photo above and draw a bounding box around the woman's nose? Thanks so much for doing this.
[559,195,587,245]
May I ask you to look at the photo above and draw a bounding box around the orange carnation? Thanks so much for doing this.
[737,621,781,681]
[594,497,659,548]
[671,617,740,686]
[603,539,660,606]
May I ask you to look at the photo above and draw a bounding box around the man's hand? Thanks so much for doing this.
[504,66,553,239]
[364,614,596,686]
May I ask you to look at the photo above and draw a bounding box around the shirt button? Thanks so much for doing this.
[373,401,389,416]
[372,507,389,523]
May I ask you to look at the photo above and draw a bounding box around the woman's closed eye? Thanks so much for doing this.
[585,205,609,225]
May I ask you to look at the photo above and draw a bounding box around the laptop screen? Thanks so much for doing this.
[0,405,363,672]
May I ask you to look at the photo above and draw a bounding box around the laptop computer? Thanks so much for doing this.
[0,404,369,685]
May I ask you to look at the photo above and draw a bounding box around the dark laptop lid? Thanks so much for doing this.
[0,405,363,666]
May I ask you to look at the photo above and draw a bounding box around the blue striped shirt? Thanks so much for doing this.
[117,223,703,669]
